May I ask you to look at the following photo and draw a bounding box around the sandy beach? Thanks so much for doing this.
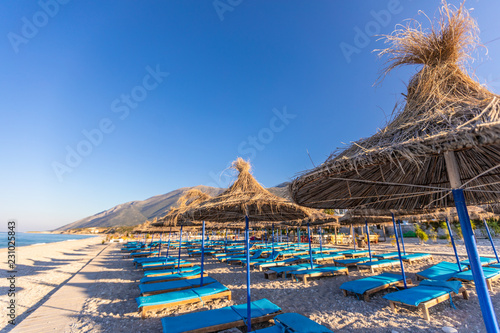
[0,236,103,332]
[3,235,500,332]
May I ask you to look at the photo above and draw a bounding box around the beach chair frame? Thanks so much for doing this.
[387,287,468,321]
[139,290,232,318]
[291,267,348,284]
[341,278,412,302]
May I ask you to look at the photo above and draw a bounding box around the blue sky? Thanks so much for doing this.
[1,0,499,231]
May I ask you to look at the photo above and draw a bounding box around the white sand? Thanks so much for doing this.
[3,236,500,332]
[0,236,103,331]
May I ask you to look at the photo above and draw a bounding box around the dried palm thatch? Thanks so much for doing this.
[180,158,339,225]
[154,189,213,227]
[291,1,500,211]
[403,206,496,223]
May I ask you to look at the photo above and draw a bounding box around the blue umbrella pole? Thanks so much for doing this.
[286,227,289,246]
[245,215,252,332]
[445,217,463,272]
[272,224,275,258]
[352,225,356,250]
[307,222,314,269]
[453,189,498,332]
[319,227,323,253]
[365,221,372,262]
[225,227,228,253]
[398,220,406,255]
[391,213,407,289]
[484,219,500,263]
[158,232,162,257]
[177,225,183,273]
[166,228,171,258]
[200,221,205,286]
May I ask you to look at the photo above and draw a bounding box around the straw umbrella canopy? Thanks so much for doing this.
[181,158,336,224]
[154,189,213,227]
[290,3,500,331]
[290,5,500,212]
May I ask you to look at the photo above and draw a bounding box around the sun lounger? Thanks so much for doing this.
[139,277,218,296]
[226,250,264,265]
[461,257,498,267]
[416,261,464,281]
[373,252,401,259]
[451,266,500,291]
[161,298,282,333]
[254,257,299,271]
[356,259,400,273]
[291,266,348,283]
[334,257,372,267]
[340,272,412,301]
[140,268,202,284]
[245,252,281,268]
[264,263,321,280]
[398,253,433,263]
[129,250,159,258]
[339,250,370,258]
[137,281,231,318]
[143,265,200,277]
[383,280,468,321]
[292,253,345,264]
[142,260,195,271]
[253,313,334,333]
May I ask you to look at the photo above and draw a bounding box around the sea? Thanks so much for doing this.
[0,232,97,248]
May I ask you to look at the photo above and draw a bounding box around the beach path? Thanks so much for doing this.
[9,242,111,333]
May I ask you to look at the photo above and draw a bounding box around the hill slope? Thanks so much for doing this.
[55,183,291,231]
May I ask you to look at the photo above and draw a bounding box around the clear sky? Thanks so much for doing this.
[1,0,499,232]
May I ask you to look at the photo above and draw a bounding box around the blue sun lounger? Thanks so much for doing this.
[356,259,400,273]
[140,268,202,284]
[451,266,500,291]
[142,260,194,270]
[291,266,348,283]
[373,252,401,259]
[130,250,159,258]
[226,250,264,265]
[137,281,231,318]
[161,298,282,333]
[383,280,468,321]
[264,263,322,279]
[253,313,334,333]
[334,257,373,267]
[461,257,498,267]
[398,253,433,263]
[134,256,172,267]
[416,261,464,281]
[338,250,370,258]
[254,257,300,271]
[139,276,218,296]
[340,272,411,301]
[143,265,200,277]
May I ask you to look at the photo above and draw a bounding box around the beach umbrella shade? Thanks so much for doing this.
[180,158,332,332]
[290,4,500,331]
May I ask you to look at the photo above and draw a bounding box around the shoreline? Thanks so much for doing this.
[0,236,105,331]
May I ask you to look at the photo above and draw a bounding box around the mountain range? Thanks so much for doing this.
[54,183,291,231]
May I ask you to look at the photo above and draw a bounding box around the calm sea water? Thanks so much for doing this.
[0,232,97,248]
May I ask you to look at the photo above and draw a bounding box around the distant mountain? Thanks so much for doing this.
[54,183,291,231]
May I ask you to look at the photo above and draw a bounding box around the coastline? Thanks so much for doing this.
[0,236,105,331]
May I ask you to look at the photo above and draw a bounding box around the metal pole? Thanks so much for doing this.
[444,150,499,332]
[307,222,314,269]
[157,232,162,257]
[166,227,171,258]
[445,217,463,272]
[398,220,406,255]
[319,227,323,253]
[177,225,183,273]
[245,215,252,332]
[391,213,407,289]
[453,189,498,332]
[365,220,372,262]
[272,224,275,259]
[200,221,205,287]
[286,227,289,247]
[352,225,356,250]
[484,219,500,263]
[297,227,301,244]
[225,227,228,253]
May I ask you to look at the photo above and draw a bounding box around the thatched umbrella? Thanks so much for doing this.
[181,158,334,332]
[291,3,499,330]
